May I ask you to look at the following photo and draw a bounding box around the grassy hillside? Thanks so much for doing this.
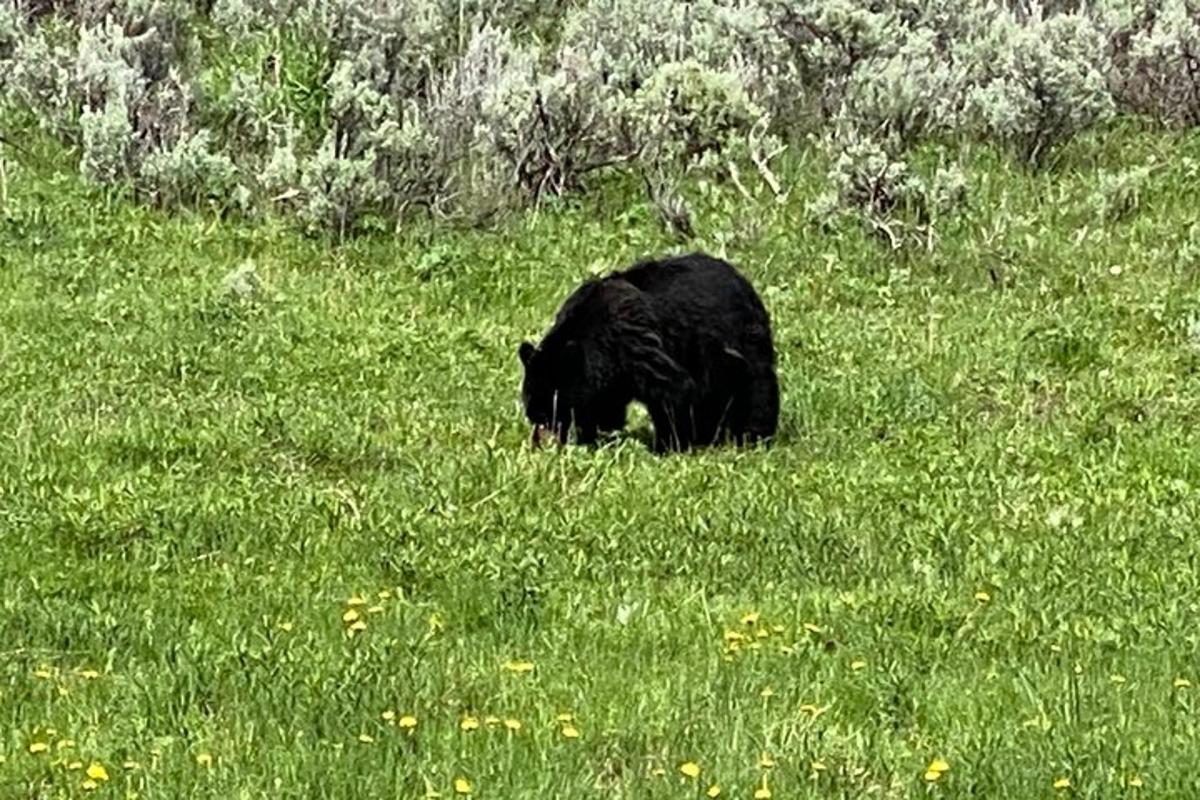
[4,122,1200,798]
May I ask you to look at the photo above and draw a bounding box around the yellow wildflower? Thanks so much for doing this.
[503,719,522,732]
[754,775,772,799]
[347,595,367,607]
[377,589,392,600]
[1174,677,1191,689]
[1053,777,1071,789]
[56,739,75,750]
[382,710,396,722]
[706,784,721,798]
[428,613,445,632]
[277,621,294,632]
[927,759,950,774]
[502,660,535,674]
[399,715,418,729]
[453,777,472,795]
[460,716,480,732]
[78,669,101,680]
[760,686,775,699]
[349,620,367,633]
[342,609,360,624]
[28,742,49,754]
[724,630,748,643]
[1110,674,1126,684]
[680,762,701,778]
[771,624,785,634]
[34,667,52,679]
[803,622,823,634]
[196,753,213,768]
[755,629,770,640]
[974,591,991,602]
[851,660,867,671]
[561,724,580,739]
[67,761,83,770]
[366,605,385,615]
[1127,775,1143,788]
[357,734,374,744]
[741,612,761,626]
[758,753,776,768]
[86,763,109,782]
[555,712,574,723]
[811,760,827,773]
[81,779,98,791]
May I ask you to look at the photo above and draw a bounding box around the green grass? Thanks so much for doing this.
[4,120,1200,799]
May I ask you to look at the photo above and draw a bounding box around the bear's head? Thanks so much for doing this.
[518,338,586,447]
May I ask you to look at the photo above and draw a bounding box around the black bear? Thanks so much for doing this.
[518,251,779,452]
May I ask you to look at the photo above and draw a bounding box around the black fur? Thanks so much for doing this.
[518,252,779,452]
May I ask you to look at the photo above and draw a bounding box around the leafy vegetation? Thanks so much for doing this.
[4,115,1200,796]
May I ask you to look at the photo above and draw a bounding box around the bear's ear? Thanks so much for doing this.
[518,341,536,367]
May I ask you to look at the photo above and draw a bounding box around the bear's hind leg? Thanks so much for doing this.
[734,370,779,446]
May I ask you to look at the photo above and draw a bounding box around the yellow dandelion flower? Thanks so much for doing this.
[86,763,109,782]
[382,710,396,722]
[357,734,374,744]
[850,660,867,671]
[755,629,770,640]
[503,719,522,732]
[502,660,535,674]
[377,589,392,600]
[758,753,776,768]
[723,629,748,643]
[1050,644,1062,653]
[803,622,822,634]
[399,715,418,729]
[485,716,501,726]
[460,716,480,732]
[706,784,721,797]
[555,712,574,723]
[56,739,75,750]
[28,742,49,754]
[349,620,367,633]
[680,762,701,778]
[67,761,83,771]
[561,724,581,739]
[453,777,472,795]
[924,770,944,782]
[1053,777,1071,789]
[428,612,445,632]
[34,667,52,679]
[974,591,991,602]
[811,760,827,772]
[1127,775,1143,788]
[347,595,367,607]
[277,621,294,632]
[195,753,213,768]
[342,609,361,623]
[927,759,950,774]
[366,605,385,615]
[741,612,761,626]
[754,775,772,799]
[760,686,775,699]
[78,669,101,680]
[1174,677,1191,689]
[81,779,98,791]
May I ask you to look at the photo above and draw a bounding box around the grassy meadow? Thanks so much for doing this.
[4,121,1200,798]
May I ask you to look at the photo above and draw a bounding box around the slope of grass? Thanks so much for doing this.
[3,121,1200,798]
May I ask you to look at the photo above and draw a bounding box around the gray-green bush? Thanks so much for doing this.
[0,0,1196,238]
